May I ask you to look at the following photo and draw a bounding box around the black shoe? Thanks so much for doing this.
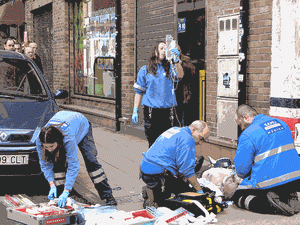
[289,192,300,214]
[267,192,294,216]
[142,186,155,209]
[105,196,117,206]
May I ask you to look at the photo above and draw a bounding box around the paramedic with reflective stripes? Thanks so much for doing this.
[233,104,300,216]
[36,111,117,207]
[140,120,210,207]
[132,41,184,147]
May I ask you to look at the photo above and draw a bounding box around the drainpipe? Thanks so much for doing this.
[68,1,71,104]
[115,0,121,131]
[237,0,249,136]
[238,0,249,106]
[173,0,178,39]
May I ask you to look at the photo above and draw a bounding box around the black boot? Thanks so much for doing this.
[104,196,117,206]
[267,192,294,216]
[94,179,117,206]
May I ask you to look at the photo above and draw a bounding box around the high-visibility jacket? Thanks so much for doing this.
[133,64,179,108]
[36,111,89,191]
[140,126,196,179]
[235,114,300,190]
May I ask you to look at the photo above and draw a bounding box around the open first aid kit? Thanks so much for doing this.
[0,194,78,225]
[164,192,227,217]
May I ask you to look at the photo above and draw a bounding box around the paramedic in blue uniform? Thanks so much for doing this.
[140,120,210,207]
[36,111,117,207]
[233,104,300,216]
[132,41,184,147]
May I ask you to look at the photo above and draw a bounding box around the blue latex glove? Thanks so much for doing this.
[171,48,180,63]
[58,190,70,208]
[48,186,57,200]
[132,107,138,125]
[197,190,204,194]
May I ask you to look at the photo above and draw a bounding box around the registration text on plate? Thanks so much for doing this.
[0,155,29,165]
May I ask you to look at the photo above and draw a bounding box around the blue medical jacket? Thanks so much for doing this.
[36,111,90,191]
[133,64,179,108]
[235,114,300,190]
[140,126,196,179]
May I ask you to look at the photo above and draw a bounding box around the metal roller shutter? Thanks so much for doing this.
[136,0,174,71]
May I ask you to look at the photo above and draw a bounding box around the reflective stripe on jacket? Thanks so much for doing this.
[140,126,196,179]
[36,111,89,190]
[235,114,300,190]
[133,64,178,108]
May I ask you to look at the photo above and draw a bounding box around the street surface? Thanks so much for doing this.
[78,123,300,224]
[1,122,299,224]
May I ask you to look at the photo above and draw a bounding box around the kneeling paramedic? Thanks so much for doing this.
[36,111,117,207]
[233,104,300,216]
[140,120,210,208]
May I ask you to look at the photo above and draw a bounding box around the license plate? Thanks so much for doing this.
[0,155,29,165]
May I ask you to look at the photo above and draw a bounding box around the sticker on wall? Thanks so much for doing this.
[223,73,231,88]
[217,58,239,98]
[178,18,186,33]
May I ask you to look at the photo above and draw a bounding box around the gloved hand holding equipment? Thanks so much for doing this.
[132,107,139,125]
[48,186,57,200]
[171,48,180,63]
[197,190,204,194]
[58,190,70,208]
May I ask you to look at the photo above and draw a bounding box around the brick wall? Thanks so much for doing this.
[120,0,135,118]
[24,0,34,43]
[247,0,272,115]
[205,0,272,136]
[205,0,240,135]
[52,0,69,92]
[25,0,70,95]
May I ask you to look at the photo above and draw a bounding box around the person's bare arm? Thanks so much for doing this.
[187,175,202,192]
[133,93,142,108]
[175,62,184,78]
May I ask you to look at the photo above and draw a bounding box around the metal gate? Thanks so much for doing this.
[136,0,174,71]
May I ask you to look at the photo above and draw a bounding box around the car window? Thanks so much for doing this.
[0,59,47,97]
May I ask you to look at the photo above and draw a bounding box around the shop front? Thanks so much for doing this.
[73,0,117,98]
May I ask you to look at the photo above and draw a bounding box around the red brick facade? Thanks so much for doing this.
[24,0,274,144]
[247,0,272,114]
[25,0,70,93]
[120,0,135,119]
[205,0,272,137]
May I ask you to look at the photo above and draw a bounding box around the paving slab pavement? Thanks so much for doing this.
[75,123,300,224]
[76,123,146,212]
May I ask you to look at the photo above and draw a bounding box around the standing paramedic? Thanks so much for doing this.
[140,120,210,208]
[36,111,117,207]
[233,104,300,216]
[132,41,184,147]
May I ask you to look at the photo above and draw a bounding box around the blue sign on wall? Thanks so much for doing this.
[178,18,186,33]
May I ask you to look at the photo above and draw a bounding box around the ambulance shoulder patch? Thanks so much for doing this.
[260,119,284,135]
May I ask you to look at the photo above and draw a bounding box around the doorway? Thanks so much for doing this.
[177,8,205,124]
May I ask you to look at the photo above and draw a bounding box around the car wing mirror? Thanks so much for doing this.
[53,89,68,99]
